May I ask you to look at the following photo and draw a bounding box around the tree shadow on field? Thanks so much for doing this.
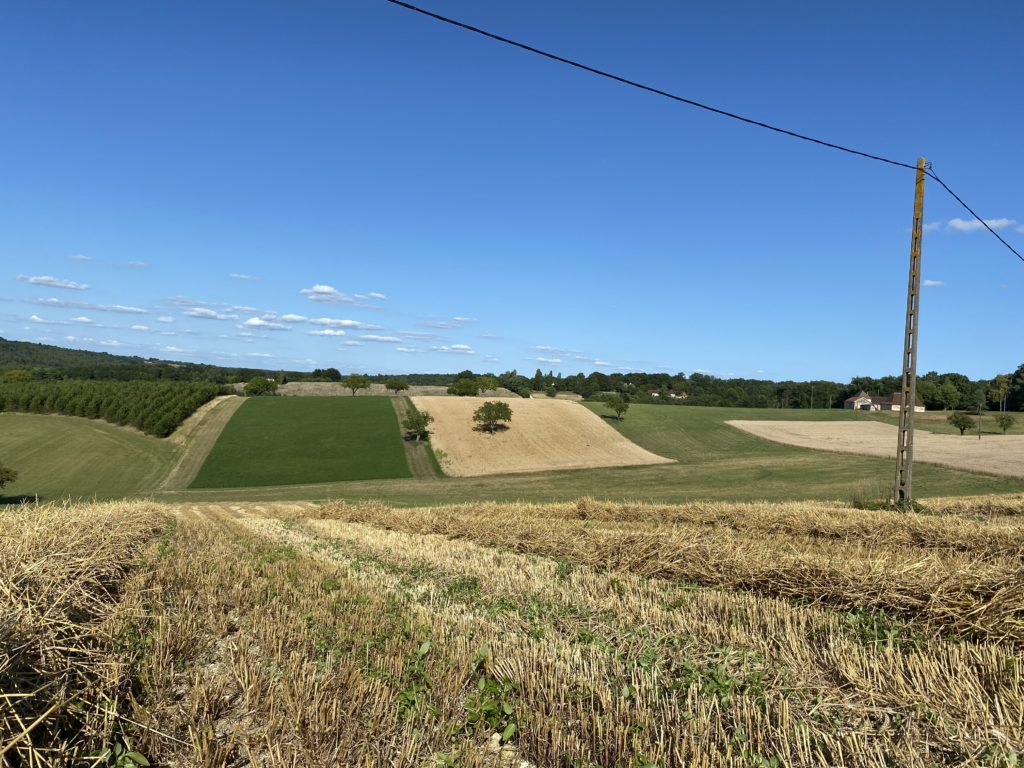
[598,415,625,422]
[472,424,511,435]
[1,493,41,505]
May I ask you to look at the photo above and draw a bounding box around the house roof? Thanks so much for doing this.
[844,391,871,403]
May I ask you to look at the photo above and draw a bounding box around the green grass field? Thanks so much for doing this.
[865,408,1023,436]
[162,404,1024,504]
[0,412,177,501]
[189,396,411,489]
[4,402,1020,505]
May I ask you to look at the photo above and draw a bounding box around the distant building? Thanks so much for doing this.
[843,390,924,412]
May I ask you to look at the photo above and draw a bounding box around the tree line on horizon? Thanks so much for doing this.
[2,338,1021,412]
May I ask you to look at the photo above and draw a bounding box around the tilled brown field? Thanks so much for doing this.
[2,494,1023,766]
[729,420,1024,479]
[411,396,673,476]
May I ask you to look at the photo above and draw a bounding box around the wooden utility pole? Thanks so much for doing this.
[894,157,927,505]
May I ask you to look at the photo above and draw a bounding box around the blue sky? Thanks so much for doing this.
[2,1,1021,381]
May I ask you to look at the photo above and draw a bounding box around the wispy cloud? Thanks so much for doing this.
[367,292,387,300]
[242,317,289,330]
[98,339,123,347]
[309,317,381,330]
[229,273,260,281]
[69,254,93,262]
[922,221,942,232]
[341,340,364,347]
[157,316,175,323]
[247,352,273,358]
[301,284,356,304]
[435,344,475,355]
[947,217,1016,232]
[922,279,944,287]
[592,360,612,367]
[535,356,562,364]
[127,261,146,269]
[29,314,70,325]
[280,314,307,323]
[360,334,402,343]
[184,307,239,321]
[420,317,474,329]
[70,316,94,324]
[26,298,148,314]
[18,275,89,290]
[395,347,420,353]
[398,331,440,341]
[130,325,150,331]
[308,329,346,336]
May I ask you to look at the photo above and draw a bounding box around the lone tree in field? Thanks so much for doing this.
[604,393,629,420]
[995,413,1016,434]
[473,401,513,434]
[947,412,975,436]
[0,463,18,491]
[386,377,409,396]
[244,377,278,396]
[342,374,371,396]
[477,375,499,393]
[402,408,434,441]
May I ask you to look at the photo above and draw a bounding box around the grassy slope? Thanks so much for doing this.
[189,396,412,489]
[0,412,177,502]
[161,404,1024,504]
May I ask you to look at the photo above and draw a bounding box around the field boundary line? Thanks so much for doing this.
[392,397,443,479]
[159,395,246,491]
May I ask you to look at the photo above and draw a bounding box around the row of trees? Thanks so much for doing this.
[0,380,226,437]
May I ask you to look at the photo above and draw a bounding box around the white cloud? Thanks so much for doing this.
[482,355,500,363]
[130,325,150,331]
[18,275,89,290]
[69,254,93,262]
[395,347,420,353]
[184,307,239,320]
[922,279,944,287]
[368,292,387,300]
[308,329,346,336]
[922,221,942,232]
[71,316,94,324]
[1017,225,1024,234]
[592,360,612,367]
[242,317,289,330]
[29,314,68,325]
[157,316,175,323]
[162,345,185,353]
[247,352,272,358]
[309,317,381,330]
[99,339,122,347]
[280,314,307,323]
[947,217,1016,232]
[399,331,440,341]
[341,340,364,346]
[230,273,260,281]
[26,298,148,314]
[420,317,473,330]
[435,344,475,355]
[536,356,562,364]
[360,334,402,343]
[301,284,356,304]
[452,316,474,323]
[127,261,146,269]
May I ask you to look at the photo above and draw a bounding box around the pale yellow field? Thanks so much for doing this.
[411,396,673,476]
[728,419,1024,479]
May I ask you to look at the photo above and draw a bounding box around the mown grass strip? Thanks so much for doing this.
[190,396,412,488]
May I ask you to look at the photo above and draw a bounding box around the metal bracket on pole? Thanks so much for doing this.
[894,157,927,505]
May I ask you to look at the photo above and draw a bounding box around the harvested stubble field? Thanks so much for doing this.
[3,494,1023,766]
[411,396,673,476]
[729,420,1024,479]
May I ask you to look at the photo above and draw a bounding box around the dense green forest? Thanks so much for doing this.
[0,380,225,437]
[3,338,1021,413]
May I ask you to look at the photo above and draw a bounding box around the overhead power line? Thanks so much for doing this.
[385,0,1024,264]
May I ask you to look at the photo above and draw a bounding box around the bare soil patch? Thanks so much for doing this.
[728,420,1024,479]
[411,396,673,477]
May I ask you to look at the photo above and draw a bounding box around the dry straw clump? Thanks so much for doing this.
[0,500,165,765]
